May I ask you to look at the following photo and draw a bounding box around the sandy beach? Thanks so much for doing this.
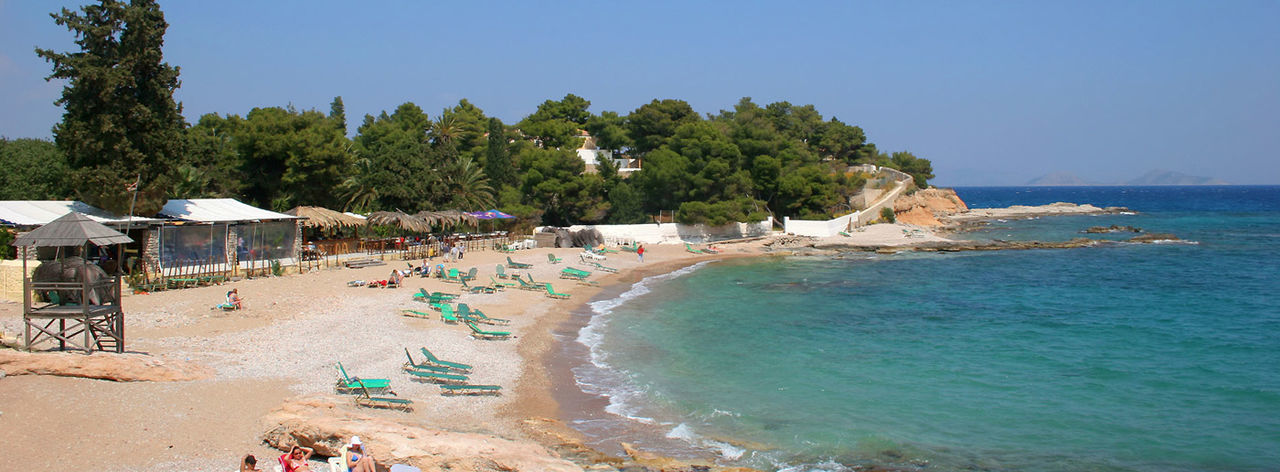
[0,204,1138,471]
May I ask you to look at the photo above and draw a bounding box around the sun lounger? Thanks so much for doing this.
[560,267,592,280]
[442,268,463,284]
[469,307,510,325]
[405,367,469,383]
[516,276,543,291]
[438,304,462,323]
[439,384,503,396]
[335,362,392,394]
[466,321,512,340]
[587,261,618,273]
[401,309,432,319]
[353,381,413,412]
[460,279,495,294]
[543,283,570,300]
[347,280,367,287]
[547,253,563,264]
[420,347,473,372]
[495,264,519,279]
[506,256,532,269]
[403,348,465,374]
[620,243,638,252]
[580,251,605,262]
[685,243,702,254]
[461,267,478,282]
[490,276,515,289]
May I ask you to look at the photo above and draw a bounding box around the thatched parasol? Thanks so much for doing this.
[367,211,432,233]
[286,206,367,229]
[415,210,479,227]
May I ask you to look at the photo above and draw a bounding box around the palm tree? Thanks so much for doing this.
[169,164,210,198]
[338,157,378,213]
[444,157,494,210]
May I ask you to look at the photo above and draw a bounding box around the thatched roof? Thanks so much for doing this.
[367,211,432,233]
[12,212,133,247]
[415,210,479,226]
[286,206,366,229]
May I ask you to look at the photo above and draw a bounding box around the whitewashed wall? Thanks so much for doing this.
[784,174,913,237]
[537,217,773,245]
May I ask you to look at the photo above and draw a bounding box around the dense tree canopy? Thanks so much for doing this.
[27,0,932,228]
[36,0,186,216]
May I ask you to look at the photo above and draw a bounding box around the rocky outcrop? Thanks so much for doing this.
[943,202,1131,224]
[1128,233,1180,243]
[0,349,211,381]
[893,189,969,226]
[262,395,583,472]
[1085,225,1142,233]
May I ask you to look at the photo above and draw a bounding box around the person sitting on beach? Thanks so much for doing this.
[227,288,244,310]
[345,436,376,472]
[279,445,314,472]
[240,454,261,472]
[389,270,403,287]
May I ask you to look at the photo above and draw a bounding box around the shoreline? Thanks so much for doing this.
[0,202,1141,471]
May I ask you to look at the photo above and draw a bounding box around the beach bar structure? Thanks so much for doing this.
[155,199,300,279]
[13,212,131,354]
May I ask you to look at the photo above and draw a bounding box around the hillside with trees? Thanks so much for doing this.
[14,0,933,228]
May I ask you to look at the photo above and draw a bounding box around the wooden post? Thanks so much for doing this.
[22,246,30,352]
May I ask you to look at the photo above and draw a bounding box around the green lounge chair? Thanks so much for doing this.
[588,261,618,273]
[470,307,510,325]
[405,367,469,383]
[403,348,458,373]
[420,347,473,371]
[466,321,512,340]
[516,276,542,291]
[413,288,458,300]
[560,267,592,280]
[461,267,478,282]
[353,381,413,411]
[443,268,463,283]
[458,304,509,325]
[620,243,638,252]
[439,384,503,396]
[544,283,570,300]
[401,309,432,319]
[685,243,703,254]
[490,276,515,289]
[460,279,495,294]
[547,253,563,264]
[495,264,519,279]
[438,304,462,323]
[401,345,468,370]
[506,256,532,269]
[335,362,392,394]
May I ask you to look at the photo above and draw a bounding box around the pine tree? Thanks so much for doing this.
[36,0,186,216]
[484,118,515,187]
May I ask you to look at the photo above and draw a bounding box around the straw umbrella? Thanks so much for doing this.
[367,211,432,233]
[286,206,367,229]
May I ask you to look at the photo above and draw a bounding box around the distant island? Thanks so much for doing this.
[1026,169,1229,186]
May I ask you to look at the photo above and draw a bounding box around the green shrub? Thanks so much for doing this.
[880,207,896,223]
[271,260,283,276]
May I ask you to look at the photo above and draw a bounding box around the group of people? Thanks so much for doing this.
[240,436,377,472]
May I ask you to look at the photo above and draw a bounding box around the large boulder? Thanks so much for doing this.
[261,395,583,472]
[0,349,211,382]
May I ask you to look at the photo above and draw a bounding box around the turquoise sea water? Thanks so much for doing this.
[569,186,1280,472]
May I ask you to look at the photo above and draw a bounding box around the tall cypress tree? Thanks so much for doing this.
[36,0,185,216]
[484,117,515,188]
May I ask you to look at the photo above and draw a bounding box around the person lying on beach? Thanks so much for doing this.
[345,436,377,472]
[240,454,261,472]
[280,445,314,472]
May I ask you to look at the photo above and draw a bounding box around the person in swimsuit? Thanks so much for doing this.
[227,288,244,310]
[239,454,261,472]
[345,436,377,472]
[281,445,313,472]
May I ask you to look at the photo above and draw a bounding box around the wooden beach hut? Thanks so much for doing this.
[13,212,131,353]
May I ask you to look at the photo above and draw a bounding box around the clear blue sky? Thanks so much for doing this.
[2,1,1277,185]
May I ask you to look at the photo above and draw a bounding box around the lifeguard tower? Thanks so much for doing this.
[13,212,131,353]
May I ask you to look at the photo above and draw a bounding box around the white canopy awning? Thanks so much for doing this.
[0,200,160,227]
[159,199,298,223]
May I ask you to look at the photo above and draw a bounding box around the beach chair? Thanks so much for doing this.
[495,264,519,279]
[401,309,432,320]
[580,251,605,262]
[335,362,392,394]
[460,279,495,294]
[442,268,463,284]
[420,347,473,372]
[620,243,638,252]
[516,275,542,291]
[470,307,510,325]
[543,283,570,300]
[461,267,478,283]
[466,321,512,340]
[347,280,367,287]
[490,276,515,289]
[560,267,592,280]
[438,304,463,323]
[403,348,465,374]
[588,261,618,273]
[547,253,563,264]
[405,366,469,383]
[353,381,413,412]
[439,384,503,396]
[685,243,702,254]
[214,302,238,311]
[506,256,532,269]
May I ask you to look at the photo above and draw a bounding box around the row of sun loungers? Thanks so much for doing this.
[334,346,504,411]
